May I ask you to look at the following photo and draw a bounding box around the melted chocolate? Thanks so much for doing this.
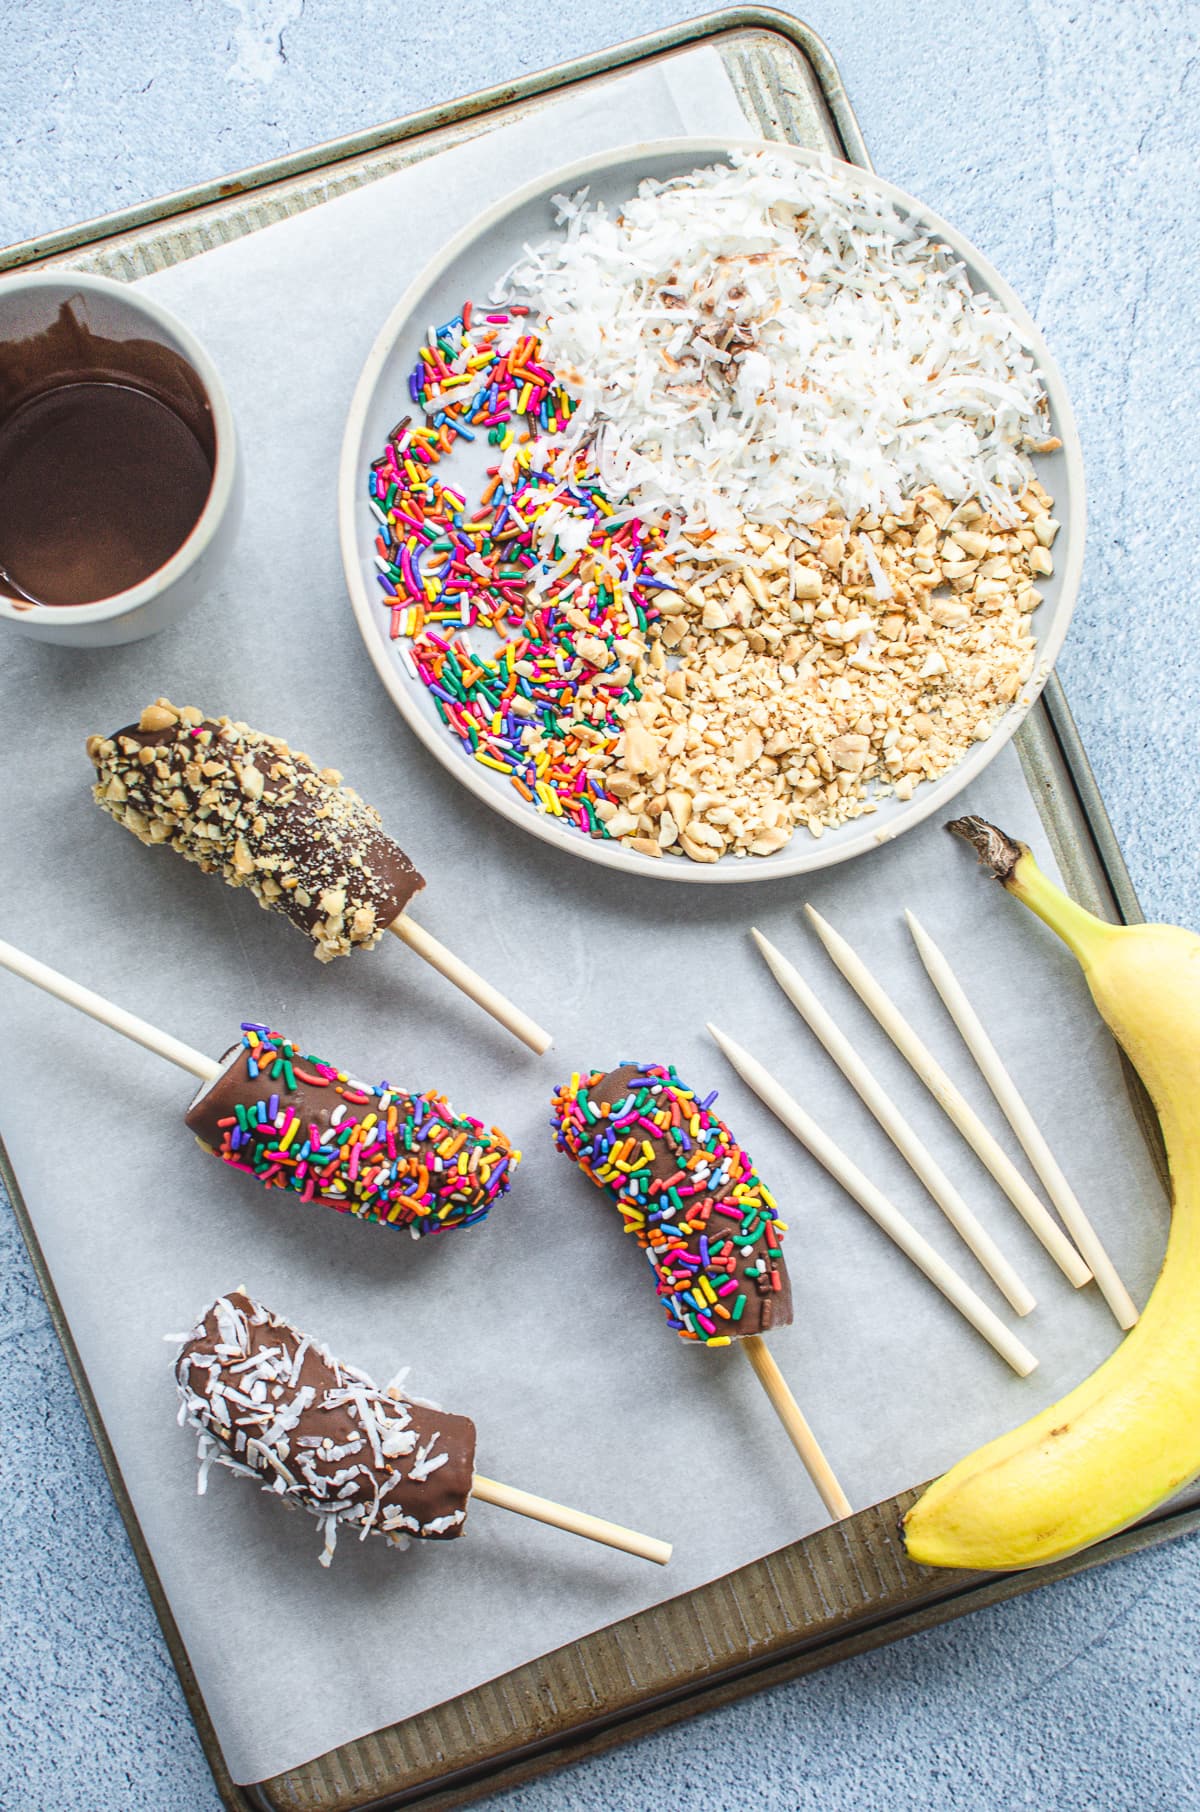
[0,301,215,607]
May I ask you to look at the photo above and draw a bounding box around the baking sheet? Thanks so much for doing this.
[0,42,1167,1788]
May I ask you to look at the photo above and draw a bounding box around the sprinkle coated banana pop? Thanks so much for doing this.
[551,1060,792,1344]
[187,1025,518,1236]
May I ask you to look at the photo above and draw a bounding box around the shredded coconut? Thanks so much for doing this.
[498,149,1052,535]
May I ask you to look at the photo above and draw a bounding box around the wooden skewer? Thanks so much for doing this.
[751,929,1035,1318]
[740,1335,852,1520]
[706,1023,1038,1377]
[803,906,1093,1290]
[389,913,552,1056]
[0,937,219,1082]
[470,1474,672,1565]
[905,911,1139,1331]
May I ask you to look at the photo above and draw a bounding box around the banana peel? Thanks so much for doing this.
[903,815,1200,1572]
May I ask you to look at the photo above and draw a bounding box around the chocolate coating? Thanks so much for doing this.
[185,1024,518,1235]
[176,1290,477,1564]
[88,699,424,960]
[551,1061,792,1344]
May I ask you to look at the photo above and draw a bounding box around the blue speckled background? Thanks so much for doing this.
[2,3,1198,1807]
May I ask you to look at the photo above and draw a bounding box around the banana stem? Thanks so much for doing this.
[947,816,1119,968]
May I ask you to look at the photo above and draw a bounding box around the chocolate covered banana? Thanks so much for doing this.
[187,1024,517,1235]
[176,1290,477,1564]
[0,932,517,1237]
[87,699,551,1051]
[175,1289,673,1567]
[551,1059,849,1518]
[552,1060,792,1344]
[89,701,422,961]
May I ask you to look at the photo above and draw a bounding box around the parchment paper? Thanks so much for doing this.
[0,47,1168,1785]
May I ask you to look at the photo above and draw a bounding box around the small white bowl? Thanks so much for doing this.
[0,271,241,647]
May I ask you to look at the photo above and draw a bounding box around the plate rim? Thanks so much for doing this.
[337,136,1086,885]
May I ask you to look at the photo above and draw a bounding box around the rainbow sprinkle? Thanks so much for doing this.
[551,1062,790,1345]
[191,1025,518,1235]
[366,305,672,836]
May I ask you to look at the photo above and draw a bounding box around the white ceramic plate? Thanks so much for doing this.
[339,140,1084,884]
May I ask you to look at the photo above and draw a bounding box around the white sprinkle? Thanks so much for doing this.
[498,149,1050,534]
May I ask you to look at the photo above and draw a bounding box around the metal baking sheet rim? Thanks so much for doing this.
[0,12,1178,1811]
[0,8,868,275]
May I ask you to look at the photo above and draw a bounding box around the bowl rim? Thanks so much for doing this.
[338,137,1085,885]
[0,269,237,627]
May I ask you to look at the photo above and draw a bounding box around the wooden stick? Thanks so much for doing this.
[706,1022,1038,1376]
[741,1335,852,1520]
[751,928,1035,1318]
[469,1474,672,1565]
[389,913,552,1056]
[0,937,219,1082]
[803,906,1092,1290]
[905,910,1139,1331]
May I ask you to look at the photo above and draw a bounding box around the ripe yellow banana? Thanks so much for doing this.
[903,815,1200,1572]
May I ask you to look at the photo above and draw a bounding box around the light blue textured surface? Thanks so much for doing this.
[2,3,1198,1808]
